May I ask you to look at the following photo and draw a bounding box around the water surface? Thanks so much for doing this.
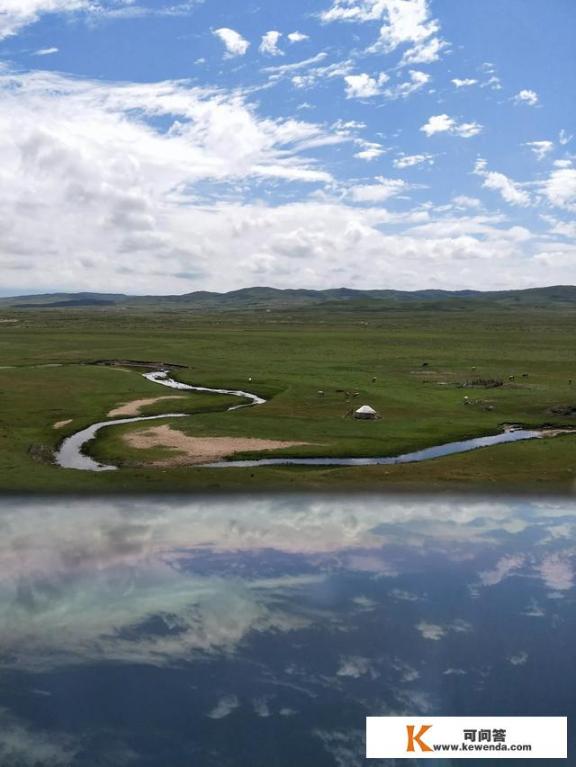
[0,496,574,765]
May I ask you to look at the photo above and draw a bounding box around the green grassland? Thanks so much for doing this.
[1,303,576,493]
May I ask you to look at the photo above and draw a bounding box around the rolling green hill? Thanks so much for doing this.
[2,285,576,312]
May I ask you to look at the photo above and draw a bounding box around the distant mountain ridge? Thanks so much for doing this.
[2,285,576,311]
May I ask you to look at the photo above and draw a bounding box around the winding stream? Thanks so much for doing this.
[143,371,266,409]
[55,371,266,472]
[55,370,562,472]
[201,427,546,468]
[56,413,189,472]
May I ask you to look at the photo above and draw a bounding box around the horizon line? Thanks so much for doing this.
[2,284,576,300]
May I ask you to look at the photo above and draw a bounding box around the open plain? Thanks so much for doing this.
[1,289,576,493]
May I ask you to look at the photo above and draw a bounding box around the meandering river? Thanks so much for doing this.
[55,370,558,472]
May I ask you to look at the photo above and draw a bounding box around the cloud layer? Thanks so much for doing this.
[0,0,573,293]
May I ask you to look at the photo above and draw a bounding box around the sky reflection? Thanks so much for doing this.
[0,496,574,765]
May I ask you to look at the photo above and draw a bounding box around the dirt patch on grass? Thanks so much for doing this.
[53,419,73,429]
[108,396,187,417]
[123,424,311,466]
[541,427,576,437]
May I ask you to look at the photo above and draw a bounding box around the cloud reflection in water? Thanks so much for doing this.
[0,495,574,765]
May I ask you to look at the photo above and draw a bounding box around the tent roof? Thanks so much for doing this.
[355,405,377,414]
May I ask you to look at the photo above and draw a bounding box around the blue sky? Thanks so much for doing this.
[0,0,574,294]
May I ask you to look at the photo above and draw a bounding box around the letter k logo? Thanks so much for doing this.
[406,724,433,752]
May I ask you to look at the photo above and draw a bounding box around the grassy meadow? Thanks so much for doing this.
[1,303,576,493]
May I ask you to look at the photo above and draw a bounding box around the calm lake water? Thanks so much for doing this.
[0,496,574,765]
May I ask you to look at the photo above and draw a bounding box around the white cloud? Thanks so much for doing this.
[406,216,531,241]
[263,52,328,77]
[260,30,283,56]
[3,180,563,294]
[452,195,482,209]
[349,177,409,202]
[0,709,78,767]
[416,622,446,640]
[543,168,576,211]
[420,114,453,135]
[394,153,434,168]
[0,0,200,38]
[288,31,309,43]
[452,78,477,88]
[89,1,203,20]
[513,89,539,107]
[333,118,367,130]
[474,159,531,207]
[290,58,354,90]
[545,216,576,239]
[0,44,572,295]
[337,656,378,678]
[344,70,429,100]
[377,0,439,50]
[344,72,388,98]
[0,0,87,39]
[525,140,554,161]
[417,620,472,640]
[456,122,483,138]
[292,75,312,89]
[421,114,482,138]
[533,245,576,270]
[400,35,446,65]
[322,0,398,23]
[384,69,430,98]
[33,46,59,56]
[5,155,555,293]
[559,129,573,146]
[0,69,350,294]
[479,555,525,586]
[355,141,385,161]
[321,0,446,65]
[208,696,240,719]
[539,554,574,591]
[213,27,250,57]
[485,75,502,90]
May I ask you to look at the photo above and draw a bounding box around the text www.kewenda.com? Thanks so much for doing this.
[408,726,533,754]
[432,743,532,753]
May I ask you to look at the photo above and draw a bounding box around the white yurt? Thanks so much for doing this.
[354,404,378,420]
